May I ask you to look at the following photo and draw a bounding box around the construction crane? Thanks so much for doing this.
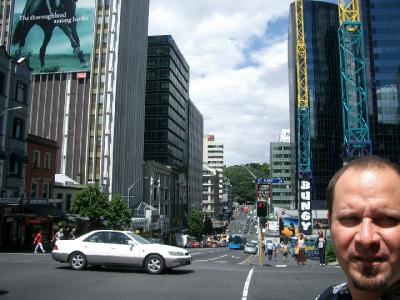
[295,0,312,235]
[338,0,372,162]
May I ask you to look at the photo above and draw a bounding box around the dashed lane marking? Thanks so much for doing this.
[209,254,228,261]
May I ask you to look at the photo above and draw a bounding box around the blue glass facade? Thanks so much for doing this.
[289,1,342,207]
[361,0,400,165]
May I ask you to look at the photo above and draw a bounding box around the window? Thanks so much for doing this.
[66,194,72,211]
[9,159,21,176]
[15,80,27,104]
[44,152,51,169]
[31,182,38,198]
[33,150,40,168]
[42,183,49,199]
[12,118,24,139]
[84,232,109,243]
[110,232,130,245]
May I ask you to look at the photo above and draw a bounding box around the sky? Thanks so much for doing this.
[148,0,295,166]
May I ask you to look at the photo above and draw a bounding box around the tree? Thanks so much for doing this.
[187,211,204,239]
[70,185,109,230]
[105,195,131,230]
[224,163,270,204]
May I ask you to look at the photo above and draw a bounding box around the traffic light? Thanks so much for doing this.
[257,200,267,217]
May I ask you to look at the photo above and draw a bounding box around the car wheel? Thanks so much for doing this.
[144,254,165,274]
[69,252,87,271]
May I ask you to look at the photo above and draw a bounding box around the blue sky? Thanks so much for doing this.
[148,0,334,166]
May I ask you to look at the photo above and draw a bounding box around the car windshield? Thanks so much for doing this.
[126,232,152,244]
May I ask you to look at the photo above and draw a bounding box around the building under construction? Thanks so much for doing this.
[289,0,400,230]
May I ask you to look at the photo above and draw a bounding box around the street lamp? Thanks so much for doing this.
[0,106,23,117]
[127,176,148,208]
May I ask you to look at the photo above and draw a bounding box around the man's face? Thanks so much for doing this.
[331,166,400,292]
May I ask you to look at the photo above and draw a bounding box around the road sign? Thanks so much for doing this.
[256,178,284,184]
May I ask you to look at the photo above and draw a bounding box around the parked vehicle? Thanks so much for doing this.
[51,230,191,274]
[209,241,219,248]
[191,240,201,248]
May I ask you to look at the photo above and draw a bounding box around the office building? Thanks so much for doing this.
[144,35,190,169]
[270,129,295,210]
[202,165,220,220]
[289,0,342,208]
[187,100,203,213]
[360,0,400,165]
[2,0,149,206]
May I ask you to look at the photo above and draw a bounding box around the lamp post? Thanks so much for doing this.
[127,176,148,208]
[0,106,23,117]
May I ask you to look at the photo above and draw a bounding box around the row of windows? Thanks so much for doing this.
[0,72,28,104]
[32,150,51,169]
[30,182,50,199]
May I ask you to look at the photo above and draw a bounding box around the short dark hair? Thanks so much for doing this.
[326,155,400,220]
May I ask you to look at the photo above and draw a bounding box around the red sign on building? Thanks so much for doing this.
[76,72,87,79]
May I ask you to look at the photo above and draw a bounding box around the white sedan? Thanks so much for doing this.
[51,230,191,274]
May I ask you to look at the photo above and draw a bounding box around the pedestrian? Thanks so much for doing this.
[33,230,45,253]
[266,240,275,261]
[316,156,400,300]
[318,231,326,266]
[281,242,289,263]
[68,228,76,240]
[51,228,64,246]
[296,233,306,265]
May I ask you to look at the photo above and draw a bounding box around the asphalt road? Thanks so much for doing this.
[0,208,346,300]
[0,249,346,300]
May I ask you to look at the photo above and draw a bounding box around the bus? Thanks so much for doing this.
[228,234,246,250]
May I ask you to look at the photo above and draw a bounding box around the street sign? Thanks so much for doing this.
[256,178,284,184]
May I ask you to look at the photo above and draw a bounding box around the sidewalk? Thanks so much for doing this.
[249,252,330,268]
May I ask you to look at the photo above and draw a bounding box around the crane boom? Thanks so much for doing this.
[295,0,312,235]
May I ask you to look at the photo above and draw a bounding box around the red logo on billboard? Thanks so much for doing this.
[76,72,87,79]
[208,135,214,141]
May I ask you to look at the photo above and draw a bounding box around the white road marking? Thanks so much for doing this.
[209,254,228,261]
[242,267,254,300]
[276,265,287,268]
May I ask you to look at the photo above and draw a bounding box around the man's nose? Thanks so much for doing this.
[355,218,380,248]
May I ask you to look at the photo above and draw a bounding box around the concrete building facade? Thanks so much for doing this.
[270,129,295,210]
[1,0,150,206]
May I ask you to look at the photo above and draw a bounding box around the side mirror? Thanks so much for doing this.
[128,240,135,246]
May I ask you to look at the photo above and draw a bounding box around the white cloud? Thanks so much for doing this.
[149,0,292,166]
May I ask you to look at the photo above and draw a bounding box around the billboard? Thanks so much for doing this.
[10,0,95,74]
[279,217,299,238]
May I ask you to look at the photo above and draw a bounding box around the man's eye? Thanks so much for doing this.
[375,217,400,227]
[338,216,360,226]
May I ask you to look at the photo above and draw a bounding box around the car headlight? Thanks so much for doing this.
[168,251,185,256]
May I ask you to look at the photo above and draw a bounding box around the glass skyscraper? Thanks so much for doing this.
[360,0,400,165]
[289,0,342,208]
[145,35,190,170]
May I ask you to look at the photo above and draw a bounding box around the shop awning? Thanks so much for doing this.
[24,204,65,218]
